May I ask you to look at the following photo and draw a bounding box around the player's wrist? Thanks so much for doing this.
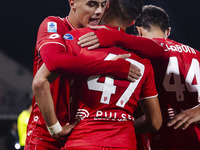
[47,121,62,136]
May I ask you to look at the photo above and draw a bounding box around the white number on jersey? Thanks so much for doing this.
[186,59,200,100]
[163,57,200,102]
[87,53,145,108]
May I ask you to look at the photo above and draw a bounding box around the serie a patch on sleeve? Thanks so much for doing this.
[47,22,57,33]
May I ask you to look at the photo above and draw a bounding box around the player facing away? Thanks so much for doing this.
[134,5,200,150]
[26,0,141,149]
[62,0,162,149]
[25,0,133,149]
[91,4,200,150]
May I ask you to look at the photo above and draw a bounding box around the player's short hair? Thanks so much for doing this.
[109,0,143,23]
[135,5,169,32]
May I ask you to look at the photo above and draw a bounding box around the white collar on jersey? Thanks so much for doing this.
[66,17,75,30]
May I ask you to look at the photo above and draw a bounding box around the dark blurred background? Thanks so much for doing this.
[0,0,199,72]
[0,0,199,149]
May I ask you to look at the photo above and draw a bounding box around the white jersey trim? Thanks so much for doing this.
[38,42,66,52]
[66,17,75,30]
[139,94,158,100]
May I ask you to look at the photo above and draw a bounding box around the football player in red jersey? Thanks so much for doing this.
[135,5,200,150]
[26,0,141,150]
[32,0,163,149]
[60,0,162,149]
[87,4,200,150]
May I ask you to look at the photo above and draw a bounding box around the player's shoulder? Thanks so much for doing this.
[39,16,66,29]
[153,37,175,44]
[166,38,200,55]
[42,16,65,23]
[131,53,151,65]
[130,53,153,73]
[139,58,152,69]
[38,16,71,35]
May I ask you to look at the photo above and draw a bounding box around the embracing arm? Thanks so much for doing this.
[134,97,162,134]
[91,29,164,58]
[40,44,141,82]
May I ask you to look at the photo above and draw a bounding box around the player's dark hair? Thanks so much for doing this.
[109,0,143,23]
[135,5,169,32]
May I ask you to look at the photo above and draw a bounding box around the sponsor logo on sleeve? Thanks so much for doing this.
[47,22,57,33]
[63,33,74,40]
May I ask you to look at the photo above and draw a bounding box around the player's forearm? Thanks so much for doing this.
[40,44,130,79]
[54,56,130,79]
[135,98,162,134]
[117,34,164,58]
[95,29,164,58]
[32,67,58,127]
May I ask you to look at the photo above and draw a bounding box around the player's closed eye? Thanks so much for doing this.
[87,1,98,7]
[87,1,107,8]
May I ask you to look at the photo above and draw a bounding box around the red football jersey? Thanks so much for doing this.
[26,17,131,149]
[26,16,74,149]
[63,27,158,149]
[89,27,200,150]
[149,38,200,150]
[132,38,200,150]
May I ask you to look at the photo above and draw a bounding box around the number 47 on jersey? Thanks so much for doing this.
[87,53,145,108]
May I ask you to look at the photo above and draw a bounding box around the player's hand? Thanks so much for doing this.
[128,64,141,82]
[113,54,141,82]
[78,32,99,50]
[77,26,108,50]
[167,104,200,130]
[52,121,78,146]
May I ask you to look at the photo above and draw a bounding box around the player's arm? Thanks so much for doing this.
[134,97,162,134]
[40,44,141,82]
[167,104,200,130]
[38,19,141,81]
[134,62,162,133]
[78,28,164,58]
[32,64,78,145]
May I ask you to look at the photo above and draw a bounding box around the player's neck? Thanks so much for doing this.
[102,11,127,31]
[145,31,165,39]
[102,16,127,31]
[105,21,126,31]
[145,27,166,39]
[68,12,83,28]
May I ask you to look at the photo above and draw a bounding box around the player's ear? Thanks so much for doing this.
[136,26,142,36]
[128,20,135,27]
[165,27,171,38]
[69,0,76,10]
[106,1,110,9]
